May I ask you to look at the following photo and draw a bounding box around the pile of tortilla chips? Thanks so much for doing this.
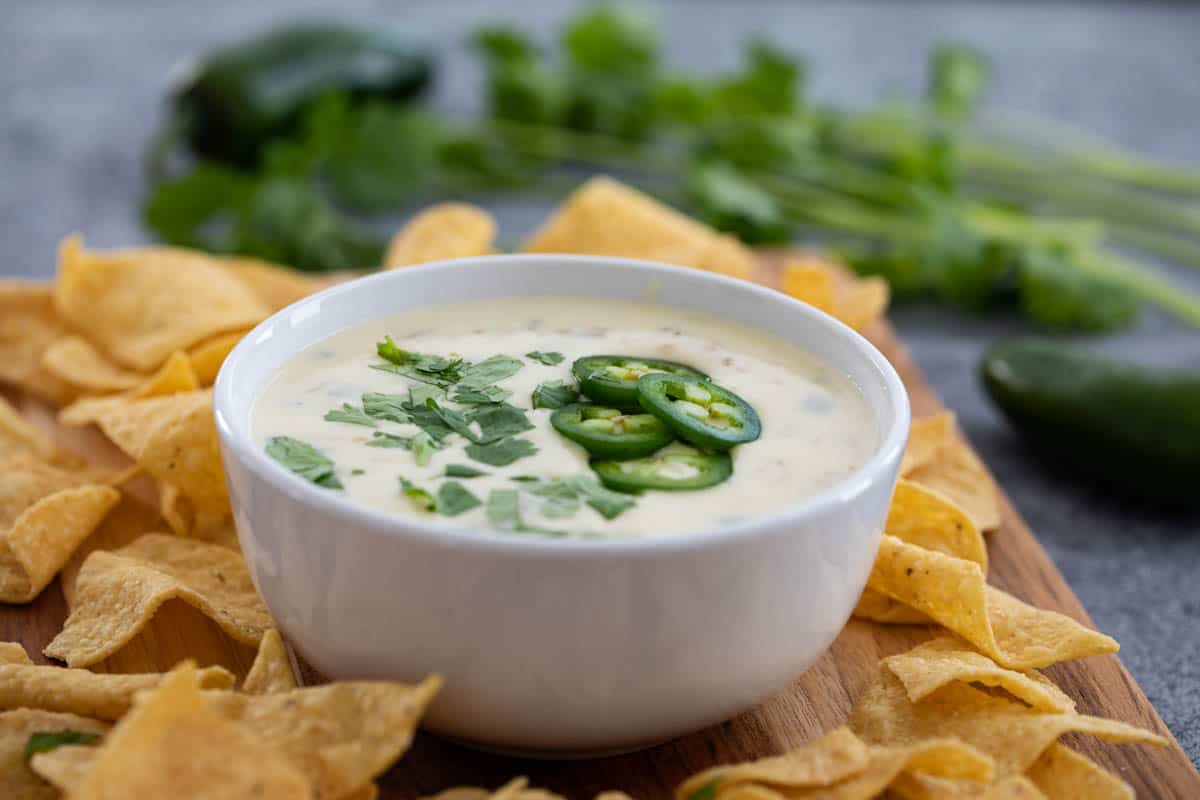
[0,177,1167,797]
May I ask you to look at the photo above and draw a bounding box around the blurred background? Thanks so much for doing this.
[4,0,1198,759]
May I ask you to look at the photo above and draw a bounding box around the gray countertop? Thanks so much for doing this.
[4,0,1198,763]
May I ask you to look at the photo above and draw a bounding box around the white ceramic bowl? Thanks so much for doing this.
[215,255,909,754]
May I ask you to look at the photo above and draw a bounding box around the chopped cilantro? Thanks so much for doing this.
[362,392,412,424]
[467,403,534,443]
[323,403,377,427]
[350,468,366,476]
[25,730,101,758]
[265,436,342,489]
[510,475,540,483]
[398,399,455,441]
[457,354,523,390]
[531,380,580,409]
[373,337,465,388]
[425,398,477,441]
[446,464,487,478]
[408,384,445,406]
[466,437,538,466]
[451,384,512,405]
[400,478,437,511]
[411,431,440,466]
[485,488,522,530]
[366,431,413,448]
[527,475,636,520]
[437,481,483,516]
[526,350,565,365]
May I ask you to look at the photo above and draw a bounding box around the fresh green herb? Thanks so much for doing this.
[510,475,540,483]
[525,350,564,365]
[366,431,414,448]
[373,337,465,388]
[362,392,412,424]
[531,380,581,409]
[527,475,636,520]
[446,464,487,478]
[929,43,990,119]
[400,478,437,511]
[437,480,483,516]
[465,437,538,466]
[467,403,534,443]
[485,488,522,530]
[451,384,512,405]
[457,355,523,391]
[25,731,101,759]
[408,385,446,406]
[265,436,342,489]
[411,431,440,466]
[323,403,377,427]
[425,398,478,441]
[686,780,720,800]
[350,468,366,476]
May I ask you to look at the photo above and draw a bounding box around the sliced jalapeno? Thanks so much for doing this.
[592,445,733,493]
[550,403,675,459]
[636,373,761,451]
[572,355,707,409]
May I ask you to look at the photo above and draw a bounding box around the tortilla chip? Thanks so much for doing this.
[59,350,201,427]
[385,203,497,269]
[224,257,326,312]
[677,727,870,799]
[792,739,993,800]
[155,482,234,541]
[900,412,955,477]
[850,670,1165,778]
[0,657,233,720]
[0,708,108,800]
[423,778,566,800]
[0,457,120,603]
[0,641,33,665]
[45,533,271,667]
[54,236,267,371]
[41,336,144,394]
[243,629,297,694]
[887,480,987,570]
[1025,743,1132,800]
[206,674,443,799]
[781,259,836,316]
[60,494,163,608]
[0,396,80,467]
[882,638,1074,713]
[888,774,1046,800]
[781,258,890,332]
[838,276,889,333]
[852,588,931,625]
[523,176,755,281]
[57,662,309,799]
[26,744,96,795]
[0,283,76,406]
[188,330,246,386]
[907,436,1001,533]
[867,535,1117,670]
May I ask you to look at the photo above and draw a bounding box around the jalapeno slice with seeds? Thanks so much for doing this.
[636,373,761,451]
[550,403,675,459]
[572,355,707,409]
[592,445,733,493]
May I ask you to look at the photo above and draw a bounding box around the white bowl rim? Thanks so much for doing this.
[214,254,910,557]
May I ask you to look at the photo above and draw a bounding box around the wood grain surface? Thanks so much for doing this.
[3,258,1197,799]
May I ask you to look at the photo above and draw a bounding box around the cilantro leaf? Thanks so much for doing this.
[366,432,414,449]
[467,403,534,443]
[510,475,540,483]
[362,393,411,424]
[374,338,466,388]
[408,385,446,406]
[400,478,437,512]
[323,403,377,427]
[563,4,658,75]
[25,731,101,759]
[525,350,564,365]
[411,431,440,466]
[265,436,342,489]
[326,105,441,212]
[457,355,523,390]
[437,481,483,516]
[425,398,477,441]
[687,162,791,244]
[446,464,487,478]
[532,380,580,409]
[397,400,455,441]
[581,480,637,520]
[451,384,512,405]
[712,40,803,116]
[486,488,522,530]
[527,475,636,521]
[466,437,538,466]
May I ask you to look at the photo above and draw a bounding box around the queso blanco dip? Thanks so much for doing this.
[253,297,877,538]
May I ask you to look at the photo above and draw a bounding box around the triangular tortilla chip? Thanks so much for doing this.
[887,480,986,570]
[0,396,81,467]
[907,437,1001,533]
[385,203,496,269]
[224,258,327,312]
[1024,743,1132,800]
[41,336,144,394]
[188,330,246,386]
[59,350,200,427]
[853,588,931,625]
[900,413,955,477]
[0,282,76,406]
[243,629,297,695]
[1,708,108,800]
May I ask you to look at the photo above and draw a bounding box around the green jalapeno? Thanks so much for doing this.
[592,445,733,493]
[550,403,675,459]
[572,355,707,409]
[636,374,761,451]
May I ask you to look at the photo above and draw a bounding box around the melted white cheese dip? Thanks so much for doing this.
[253,297,878,538]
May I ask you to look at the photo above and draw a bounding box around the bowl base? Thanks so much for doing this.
[429,729,673,761]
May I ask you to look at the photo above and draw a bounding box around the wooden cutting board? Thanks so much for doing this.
[3,257,1198,799]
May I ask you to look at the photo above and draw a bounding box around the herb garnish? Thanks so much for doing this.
[25,731,101,758]
[457,355,523,390]
[467,403,534,443]
[446,464,487,478]
[366,431,413,448]
[437,481,483,516]
[366,430,443,466]
[362,392,412,423]
[532,380,580,409]
[373,336,465,387]
[323,403,377,427]
[350,468,366,476]
[451,384,512,405]
[465,437,538,466]
[486,489,522,530]
[425,398,477,441]
[526,351,565,365]
[265,436,342,489]
[528,475,636,520]
[400,478,437,511]
[408,384,445,406]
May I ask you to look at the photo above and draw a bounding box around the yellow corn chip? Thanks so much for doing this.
[1,708,108,800]
[1025,743,1132,800]
[791,739,994,800]
[780,258,890,333]
[27,744,96,795]
[882,638,1075,713]
[156,482,235,541]
[900,412,955,476]
[0,396,80,467]
[45,533,271,667]
[41,336,144,393]
[523,176,755,281]
[60,494,163,608]
[0,641,33,665]
[0,282,76,406]
[867,535,1117,669]
[907,437,1001,533]
[781,260,836,316]
[837,275,889,333]
[850,670,1165,778]
[677,727,870,800]
[888,773,1046,800]
[852,588,931,624]
[224,257,327,312]
[243,629,297,695]
[60,662,310,800]
[206,674,443,799]
[423,778,567,800]
[188,330,246,386]
[887,480,987,570]
[0,656,233,720]
[54,237,267,371]
[59,350,200,427]
[385,203,497,269]
[0,456,120,603]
